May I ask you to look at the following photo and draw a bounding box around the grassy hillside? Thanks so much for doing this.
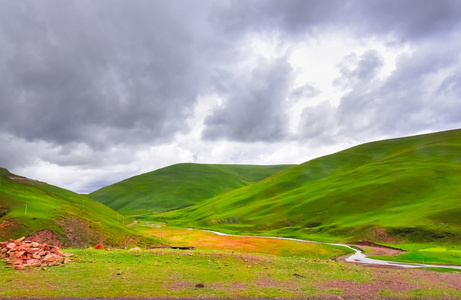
[157,129,461,245]
[0,168,162,248]
[89,163,294,216]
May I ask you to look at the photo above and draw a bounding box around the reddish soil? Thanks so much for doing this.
[316,267,461,298]
[7,175,46,186]
[27,230,63,248]
[0,220,17,231]
[353,241,406,256]
[368,227,397,244]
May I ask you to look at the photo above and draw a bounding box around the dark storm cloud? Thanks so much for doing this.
[0,1,206,149]
[354,0,461,40]
[214,0,461,41]
[202,57,293,142]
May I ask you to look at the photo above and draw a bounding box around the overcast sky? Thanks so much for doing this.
[1,0,461,193]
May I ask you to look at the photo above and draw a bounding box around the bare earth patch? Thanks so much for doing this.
[353,241,406,256]
[27,229,63,248]
[168,280,195,290]
[0,220,17,231]
[315,267,461,298]
[7,175,46,186]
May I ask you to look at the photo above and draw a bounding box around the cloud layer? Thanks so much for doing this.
[1,0,461,192]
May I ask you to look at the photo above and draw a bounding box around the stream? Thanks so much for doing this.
[203,229,461,270]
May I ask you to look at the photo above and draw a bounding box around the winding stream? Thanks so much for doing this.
[203,230,461,270]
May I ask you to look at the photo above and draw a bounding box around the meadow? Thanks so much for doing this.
[1,227,461,299]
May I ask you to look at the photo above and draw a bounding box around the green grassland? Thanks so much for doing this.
[1,247,460,299]
[89,163,293,216]
[0,248,368,298]
[370,243,461,266]
[154,129,461,246]
[0,168,162,248]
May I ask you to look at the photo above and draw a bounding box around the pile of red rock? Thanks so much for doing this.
[0,237,73,270]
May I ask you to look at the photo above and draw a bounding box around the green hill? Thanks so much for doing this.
[89,163,294,217]
[0,168,161,248]
[157,129,461,245]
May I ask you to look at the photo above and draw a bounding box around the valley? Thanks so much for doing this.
[1,128,461,299]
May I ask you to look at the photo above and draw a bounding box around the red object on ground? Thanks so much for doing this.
[94,243,104,250]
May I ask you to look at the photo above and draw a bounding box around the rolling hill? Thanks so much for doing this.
[89,163,294,216]
[155,129,461,244]
[0,168,162,248]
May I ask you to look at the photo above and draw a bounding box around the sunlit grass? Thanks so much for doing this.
[0,248,370,298]
[370,243,461,266]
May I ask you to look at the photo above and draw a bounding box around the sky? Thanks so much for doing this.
[1,0,461,193]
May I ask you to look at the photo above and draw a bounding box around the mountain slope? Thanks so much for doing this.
[89,163,294,216]
[0,168,161,248]
[158,129,461,244]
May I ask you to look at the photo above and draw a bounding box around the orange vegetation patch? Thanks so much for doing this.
[146,228,325,256]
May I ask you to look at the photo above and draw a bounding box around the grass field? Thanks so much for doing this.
[370,243,461,266]
[89,163,294,217]
[153,129,461,247]
[1,237,461,299]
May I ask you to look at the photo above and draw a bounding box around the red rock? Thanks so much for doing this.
[94,243,104,250]
[1,238,72,270]
[44,255,56,262]
[15,237,26,243]
[15,251,26,258]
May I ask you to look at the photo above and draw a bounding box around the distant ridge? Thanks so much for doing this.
[89,163,294,216]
